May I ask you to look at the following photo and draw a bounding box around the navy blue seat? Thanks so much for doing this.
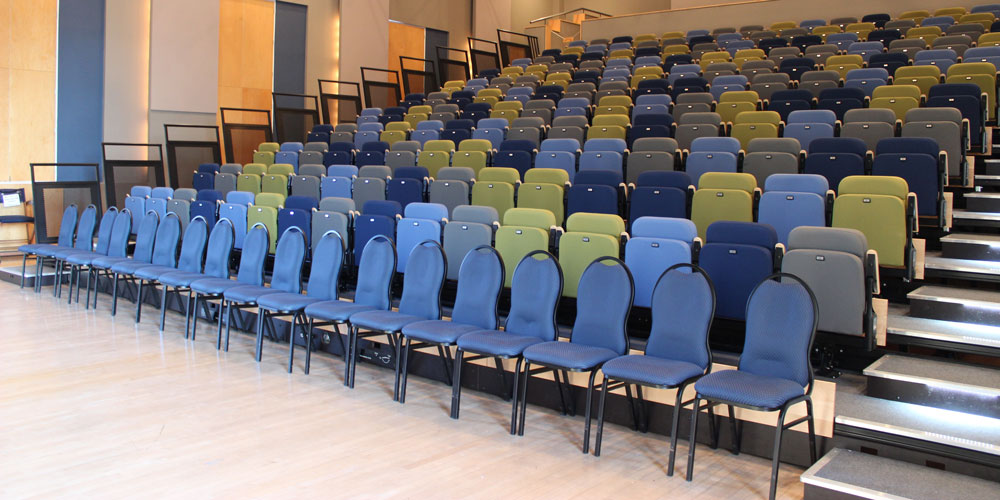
[278,199,314,248]
[495,140,537,179]
[386,166,428,208]
[595,264,715,475]
[768,89,813,122]
[519,257,633,453]
[323,150,352,166]
[354,199,402,262]
[804,137,868,193]
[398,246,504,404]
[568,170,624,216]
[304,235,396,386]
[348,240,446,401]
[628,171,691,226]
[192,172,214,191]
[257,230,344,374]
[671,77,710,100]
[779,58,816,81]
[868,52,907,76]
[928,83,985,152]
[189,223,269,348]
[686,273,818,500]
[158,218,233,336]
[872,137,942,217]
[698,221,777,321]
[817,87,865,121]
[454,250,563,431]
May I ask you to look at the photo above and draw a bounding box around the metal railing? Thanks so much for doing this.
[528,8,611,24]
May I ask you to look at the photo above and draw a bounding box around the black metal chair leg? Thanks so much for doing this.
[769,406,790,500]
[553,369,568,416]
[594,376,610,457]
[111,273,119,316]
[582,370,598,454]
[806,398,817,463]
[304,317,314,375]
[509,357,522,435]
[667,385,686,476]
[287,312,297,373]
[436,345,452,386]
[134,280,144,323]
[254,308,265,362]
[53,260,61,297]
[20,254,27,288]
[625,384,639,431]
[399,337,412,404]
[494,357,511,401]
[517,361,532,436]
[223,300,234,351]
[392,333,403,401]
[729,404,741,455]
[190,294,200,341]
[562,370,577,416]
[158,285,169,331]
[346,325,359,388]
[686,397,701,481]
[450,349,464,419]
[86,269,96,309]
[34,257,43,293]
[66,266,75,304]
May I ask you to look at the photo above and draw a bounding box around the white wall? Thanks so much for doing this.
[104,0,151,146]
[389,0,472,49]
[149,0,220,114]
[339,0,390,84]
[473,0,511,40]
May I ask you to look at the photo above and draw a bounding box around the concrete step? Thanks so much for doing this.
[907,285,1000,326]
[864,354,1000,419]
[940,233,1000,261]
[801,448,1000,500]
[924,254,1000,283]
[953,209,1000,228]
[974,174,1000,187]
[887,309,1000,356]
[964,192,1000,213]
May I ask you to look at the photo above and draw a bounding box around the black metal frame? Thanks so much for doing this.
[29,163,102,246]
[272,92,321,143]
[399,56,439,96]
[219,107,273,165]
[593,264,717,476]
[317,79,363,125]
[497,29,539,67]
[163,124,222,190]
[435,47,472,83]
[101,144,165,209]
[685,273,820,500]
[360,67,403,109]
[468,37,502,76]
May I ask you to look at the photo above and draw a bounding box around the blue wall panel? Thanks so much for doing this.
[56,0,106,181]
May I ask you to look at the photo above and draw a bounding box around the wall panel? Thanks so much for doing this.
[104,0,151,147]
[150,0,220,114]
[56,0,105,172]
[339,0,389,85]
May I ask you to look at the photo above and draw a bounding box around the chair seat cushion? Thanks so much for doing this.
[350,310,427,332]
[18,243,48,254]
[65,251,102,265]
[457,330,544,357]
[257,292,322,312]
[91,256,129,269]
[160,271,209,287]
[223,285,281,303]
[50,247,88,259]
[133,265,178,281]
[522,341,619,371]
[111,259,152,275]
[304,300,377,322]
[402,320,480,344]
[34,244,72,257]
[694,369,806,409]
[600,355,705,388]
[190,277,241,295]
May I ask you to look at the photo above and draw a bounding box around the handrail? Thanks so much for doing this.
[529,7,611,24]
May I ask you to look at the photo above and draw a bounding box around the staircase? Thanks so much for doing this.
[803,156,1000,498]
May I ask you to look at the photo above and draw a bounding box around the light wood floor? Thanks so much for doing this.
[0,280,805,499]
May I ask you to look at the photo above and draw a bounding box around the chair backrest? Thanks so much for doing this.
[305,230,345,300]
[739,273,818,391]
[55,204,79,247]
[72,205,99,251]
[505,250,563,340]
[646,264,715,370]
[106,209,133,258]
[451,246,505,330]
[236,223,270,286]
[133,211,160,263]
[175,216,209,273]
[569,257,633,355]
[92,207,119,255]
[150,212,182,267]
[269,226,307,293]
[354,235,397,309]
[396,240,446,320]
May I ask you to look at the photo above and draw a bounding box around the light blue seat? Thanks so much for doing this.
[758,174,829,246]
[624,217,697,308]
[396,203,448,273]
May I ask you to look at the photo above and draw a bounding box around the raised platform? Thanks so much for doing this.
[887,307,1000,356]
[801,448,1000,500]
[864,354,1000,419]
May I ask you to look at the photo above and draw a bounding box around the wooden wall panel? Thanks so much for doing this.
[9,69,56,180]
[388,21,425,75]
[217,0,275,161]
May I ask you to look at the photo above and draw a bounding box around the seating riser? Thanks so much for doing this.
[865,376,1000,419]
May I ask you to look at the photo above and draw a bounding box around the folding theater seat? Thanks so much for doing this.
[674,112,723,151]
[557,213,626,298]
[471,167,518,219]
[817,87,866,121]
[353,166,390,210]
[690,172,756,240]
[742,138,802,188]
[624,217,699,308]
[927,83,986,154]
[730,111,781,148]
[833,175,916,277]
[353,200,402,263]
[395,203,448,273]
[872,137,946,224]
[767,89,813,123]
[840,108,897,152]
[758,174,830,246]
[697,221,778,321]
[517,168,569,225]
[441,205,498,281]
[797,70,840,98]
[567,170,625,217]
[804,137,868,195]
[685,137,740,184]
[627,137,680,184]
[494,208,557,286]
[783,109,837,151]
[902,107,966,184]
[386,166,429,208]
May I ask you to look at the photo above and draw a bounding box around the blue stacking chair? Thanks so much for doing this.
[353,200,402,262]
[519,257,634,453]
[258,230,345,374]
[158,218,233,335]
[304,235,395,386]
[73,210,131,307]
[91,210,158,316]
[395,202,448,273]
[133,215,209,328]
[124,212,182,323]
[18,203,78,291]
[628,171,691,225]
[872,137,943,217]
[595,263,715,475]
[698,221,777,321]
[399,246,504,405]
[686,273,818,500]
[221,226,307,361]
[452,250,563,431]
[758,174,829,246]
[349,240,447,401]
[804,137,868,193]
[188,223,269,348]
[625,218,698,308]
[61,207,117,303]
[47,205,98,298]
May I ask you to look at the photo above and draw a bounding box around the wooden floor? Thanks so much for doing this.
[0,280,805,499]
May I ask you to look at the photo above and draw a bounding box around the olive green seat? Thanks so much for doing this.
[494,208,556,286]
[833,175,912,269]
[869,97,920,121]
[243,163,267,176]
[471,167,520,219]
[253,151,274,166]
[380,130,408,146]
[451,151,488,176]
[257,142,280,153]
[690,172,756,239]
[558,213,625,298]
[261,174,288,197]
[417,151,451,178]
[268,163,294,176]
[248,205,279,253]
[425,139,456,152]
[517,169,569,225]
[237,173,261,194]
[587,125,627,140]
